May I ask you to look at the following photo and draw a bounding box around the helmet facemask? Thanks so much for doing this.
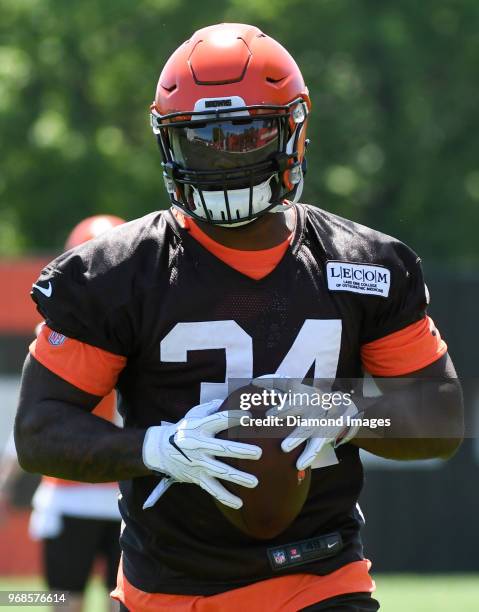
[151,98,308,226]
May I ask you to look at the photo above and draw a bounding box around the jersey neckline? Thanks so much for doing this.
[165,203,306,283]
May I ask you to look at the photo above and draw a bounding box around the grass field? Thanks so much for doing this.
[373,574,479,611]
[1,575,478,611]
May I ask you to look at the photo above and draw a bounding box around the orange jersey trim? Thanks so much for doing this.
[111,558,375,612]
[175,211,293,280]
[30,325,126,396]
[361,316,447,376]
[42,477,117,488]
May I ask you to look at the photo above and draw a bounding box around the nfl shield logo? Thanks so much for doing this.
[273,550,286,566]
[48,331,66,346]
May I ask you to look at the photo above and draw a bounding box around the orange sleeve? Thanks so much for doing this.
[30,325,126,396]
[92,390,117,421]
[361,316,447,376]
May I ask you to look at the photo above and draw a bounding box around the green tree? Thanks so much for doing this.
[0,0,478,263]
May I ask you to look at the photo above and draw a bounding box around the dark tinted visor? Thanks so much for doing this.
[169,117,280,172]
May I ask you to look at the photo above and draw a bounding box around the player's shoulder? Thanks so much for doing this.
[37,210,175,291]
[31,210,178,348]
[300,203,422,299]
[301,203,420,269]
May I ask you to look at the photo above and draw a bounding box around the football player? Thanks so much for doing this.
[15,24,463,612]
[3,216,124,612]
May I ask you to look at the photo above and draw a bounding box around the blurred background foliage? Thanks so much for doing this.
[0,0,478,263]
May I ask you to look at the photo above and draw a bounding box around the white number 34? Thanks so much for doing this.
[161,319,342,403]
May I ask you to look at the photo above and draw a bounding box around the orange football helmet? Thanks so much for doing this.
[151,23,311,225]
[65,215,125,250]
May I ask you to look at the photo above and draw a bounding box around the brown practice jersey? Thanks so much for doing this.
[30,204,445,595]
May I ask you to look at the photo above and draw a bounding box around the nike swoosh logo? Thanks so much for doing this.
[327,542,337,549]
[168,434,191,462]
[33,281,52,298]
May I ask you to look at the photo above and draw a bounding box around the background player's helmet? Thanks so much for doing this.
[151,23,311,226]
[65,214,125,249]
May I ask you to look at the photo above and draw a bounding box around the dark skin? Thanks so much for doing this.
[15,210,463,480]
[196,206,296,249]
[351,353,463,460]
[15,355,149,481]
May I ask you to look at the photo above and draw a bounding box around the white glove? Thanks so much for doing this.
[142,399,262,510]
[252,377,360,471]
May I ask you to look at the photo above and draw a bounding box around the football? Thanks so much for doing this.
[215,384,311,540]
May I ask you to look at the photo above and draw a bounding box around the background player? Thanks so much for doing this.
[1,215,124,612]
[14,24,463,611]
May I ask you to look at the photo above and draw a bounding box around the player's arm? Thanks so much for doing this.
[15,354,149,482]
[256,312,463,467]
[15,354,261,508]
[351,352,464,460]
[351,243,464,460]
[255,354,463,470]
[23,253,261,507]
